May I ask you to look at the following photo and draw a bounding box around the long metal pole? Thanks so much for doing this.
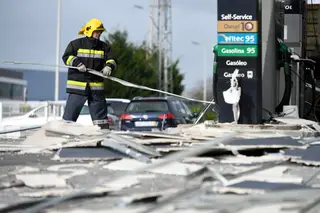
[203,47,207,102]
[148,0,154,54]
[157,0,162,93]
[55,0,62,101]
[163,0,168,93]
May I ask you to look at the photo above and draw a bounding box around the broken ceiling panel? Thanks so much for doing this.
[118,189,178,205]
[53,147,128,161]
[103,176,141,191]
[226,137,305,149]
[236,202,305,213]
[22,120,106,151]
[156,137,306,155]
[104,159,205,176]
[114,131,191,140]
[219,154,288,165]
[19,189,74,198]
[213,180,313,195]
[100,139,151,163]
[283,145,320,166]
[225,166,304,185]
[102,136,161,157]
[15,173,67,188]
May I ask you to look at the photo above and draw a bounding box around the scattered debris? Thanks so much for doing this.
[219,154,288,164]
[225,166,304,185]
[15,174,67,188]
[107,134,161,157]
[104,176,141,191]
[19,189,74,198]
[212,180,313,195]
[119,189,179,205]
[1,117,320,212]
[283,145,320,166]
[53,147,128,161]
[104,159,205,176]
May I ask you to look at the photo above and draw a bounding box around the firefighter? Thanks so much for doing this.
[61,18,117,129]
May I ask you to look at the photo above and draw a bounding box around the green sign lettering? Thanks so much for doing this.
[216,45,258,57]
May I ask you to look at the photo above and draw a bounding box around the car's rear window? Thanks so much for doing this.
[125,100,169,113]
[108,102,129,116]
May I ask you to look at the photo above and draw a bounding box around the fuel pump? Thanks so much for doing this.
[275,39,292,114]
[290,54,316,119]
[212,45,218,107]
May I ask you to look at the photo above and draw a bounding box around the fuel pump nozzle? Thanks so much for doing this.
[275,40,292,114]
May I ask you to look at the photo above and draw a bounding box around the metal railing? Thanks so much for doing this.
[0,100,66,123]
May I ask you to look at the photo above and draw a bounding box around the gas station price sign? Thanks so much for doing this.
[215,0,261,124]
[216,45,258,57]
[217,21,258,32]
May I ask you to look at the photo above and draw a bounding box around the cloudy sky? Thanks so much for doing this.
[0,0,217,94]
[0,0,317,96]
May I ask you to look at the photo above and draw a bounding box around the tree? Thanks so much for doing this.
[187,77,213,101]
[186,77,217,120]
[103,30,184,98]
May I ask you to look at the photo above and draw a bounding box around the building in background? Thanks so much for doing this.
[306,3,320,56]
[0,68,27,101]
[2,68,68,101]
[306,3,320,79]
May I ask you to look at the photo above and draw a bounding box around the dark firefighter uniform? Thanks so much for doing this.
[61,18,117,129]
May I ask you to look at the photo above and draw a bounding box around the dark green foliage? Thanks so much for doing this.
[103,30,184,98]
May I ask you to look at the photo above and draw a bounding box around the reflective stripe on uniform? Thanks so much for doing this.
[89,82,104,90]
[89,86,104,90]
[93,119,109,125]
[77,49,104,59]
[66,80,87,90]
[66,56,77,66]
[66,80,104,91]
[106,59,116,66]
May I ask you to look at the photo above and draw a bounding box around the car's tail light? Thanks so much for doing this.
[120,114,133,120]
[158,113,174,119]
[108,117,113,124]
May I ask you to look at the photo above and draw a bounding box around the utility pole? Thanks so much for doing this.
[192,41,207,102]
[157,0,162,93]
[148,0,173,93]
[55,0,61,101]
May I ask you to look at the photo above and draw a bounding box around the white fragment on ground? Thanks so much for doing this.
[44,120,104,136]
[16,166,40,173]
[46,164,93,179]
[226,166,303,185]
[237,202,304,213]
[48,207,146,213]
[49,138,103,150]
[103,159,205,176]
[103,176,141,191]
[22,120,104,149]
[166,209,219,213]
[134,174,157,179]
[212,186,266,195]
[219,154,287,164]
[182,157,218,164]
[22,126,67,148]
[15,173,67,188]
[19,189,74,197]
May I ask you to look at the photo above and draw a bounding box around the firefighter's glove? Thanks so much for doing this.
[102,66,112,76]
[77,63,87,72]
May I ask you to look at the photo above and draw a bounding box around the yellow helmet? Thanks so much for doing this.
[78,18,106,37]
